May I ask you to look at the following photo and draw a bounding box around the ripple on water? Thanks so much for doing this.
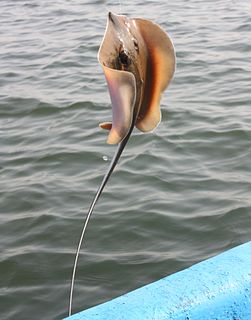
[0,0,251,319]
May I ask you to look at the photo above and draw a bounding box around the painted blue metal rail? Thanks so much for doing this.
[65,241,251,320]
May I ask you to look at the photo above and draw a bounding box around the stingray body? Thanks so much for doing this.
[68,12,175,316]
[99,12,175,143]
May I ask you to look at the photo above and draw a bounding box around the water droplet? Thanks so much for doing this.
[102,155,108,161]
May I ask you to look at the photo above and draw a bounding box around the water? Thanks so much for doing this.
[0,0,251,319]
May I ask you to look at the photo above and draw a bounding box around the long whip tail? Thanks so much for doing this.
[68,127,133,316]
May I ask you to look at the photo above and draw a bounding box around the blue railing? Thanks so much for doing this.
[65,241,251,320]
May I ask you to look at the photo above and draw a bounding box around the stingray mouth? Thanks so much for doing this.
[98,12,135,72]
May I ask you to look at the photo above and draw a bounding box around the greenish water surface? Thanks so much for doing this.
[0,1,251,319]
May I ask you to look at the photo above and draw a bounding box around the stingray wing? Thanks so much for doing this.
[101,66,136,144]
[135,19,176,132]
[98,13,137,145]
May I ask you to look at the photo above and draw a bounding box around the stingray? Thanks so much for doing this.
[68,12,175,316]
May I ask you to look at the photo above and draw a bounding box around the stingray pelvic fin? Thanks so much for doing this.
[99,122,112,130]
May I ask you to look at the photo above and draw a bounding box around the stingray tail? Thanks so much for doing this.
[68,123,134,316]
